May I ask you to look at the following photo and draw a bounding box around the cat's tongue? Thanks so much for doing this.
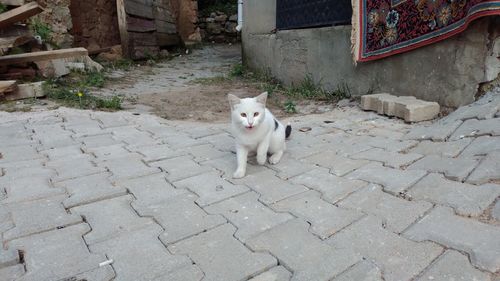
[246,126,254,130]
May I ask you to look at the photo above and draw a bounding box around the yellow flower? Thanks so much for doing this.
[77,92,83,97]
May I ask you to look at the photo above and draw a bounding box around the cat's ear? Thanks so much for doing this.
[227,94,240,109]
[256,92,268,105]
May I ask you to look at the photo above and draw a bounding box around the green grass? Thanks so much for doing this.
[29,17,52,43]
[284,100,297,114]
[84,71,106,88]
[192,75,229,85]
[0,3,7,13]
[230,63,244,77]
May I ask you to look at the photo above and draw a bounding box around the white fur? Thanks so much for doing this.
[228,92,286,178]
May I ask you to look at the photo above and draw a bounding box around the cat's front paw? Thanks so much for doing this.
[232,169,246,179]
[256,154,267,165]
[269,153,283,165]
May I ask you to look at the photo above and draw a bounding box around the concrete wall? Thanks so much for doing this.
[242,0,500,107]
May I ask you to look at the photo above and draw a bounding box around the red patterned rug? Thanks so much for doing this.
[351,0,500,62]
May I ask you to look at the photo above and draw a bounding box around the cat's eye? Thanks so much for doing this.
[254,112,259,117]
[241,113,247,117]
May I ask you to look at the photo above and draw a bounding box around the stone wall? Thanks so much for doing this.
[31,0,73,48]
[198,11,238,43]
[170,0,201,45]
[242,0,500,108]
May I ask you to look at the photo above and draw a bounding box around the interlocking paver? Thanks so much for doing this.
[197,132,235,152]
[151,264,204,281]
[350,135,417,152]
[79,134,121,148]
[338,184,432,233]
[327,216,442,281]
[152,155,213,182]
[234,170,308,204]
[72,195,153,245]
[333,260,383,281]
[247,219,361,281]
[409,173,500,216]
[272,190,363,239]
[98,155,159,181]
[1,176,65,203]
[408,155,479,181]
[0,264,25,280]
[0,248,19,268]
[205,191,293,242]
[119,173,185,205]
[416,250,491,281]
[85,144,131,160]
[65,121,105,138]
[467,150,500,184]
[0,144,41,163]
[40,144,83,160]
[404,206,500,272]
[461,136,500,156]
[409,138,472,157]
[169,224,277,281]
[90,224,192,281]
[404,120,463,141]
[130,143,186,162]
[303,151,369,176]
[109,126,160,146]
[3,195,82,241]
[248,266,292,281]
[93,113,129,128]
[160,134,207,149]
[48,155,105,182]
[351,148,423,168]
[347,162,426,194]
[202,154,267,178]
[450,118,500,140]
[181,144,227,162]
[441,93,500,122]
[493,200,500,221]
[8,223,113,281]
[56,173,128,208]
[173,171,249,206]
[290,168,367,203]
[134,192,226,244]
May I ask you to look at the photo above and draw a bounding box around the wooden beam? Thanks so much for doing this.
[0,0,25,6]
[0,34,32,49]
[127,16,156,33]
[157,33,179,46]
[0,2,43,30]
[124,0,154,19]
[116,0,130,58]
[0,48,88,66]
[0,80,17,95]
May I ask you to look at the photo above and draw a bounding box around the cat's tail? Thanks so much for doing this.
[285,123,292,139]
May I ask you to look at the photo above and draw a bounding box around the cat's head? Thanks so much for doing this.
[228,92,268,130]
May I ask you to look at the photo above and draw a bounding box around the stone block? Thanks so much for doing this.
[290,168,367,203]
[333,260,383,281]
[201,154,269,178]
[351,148,423,168]
[327,216,442,281]
[450,118,500,140]
[98,155,159,181]
[409,173,500,216]
[409,138,472,157]
[169,224,277,281]
[133,192,226,244]
[303,151,369,176]
[338,185,432,233]
[130,143,186,162]
[0,248,19,269]
[247,219,361,281]
[0,265,25,280]
[181,144,227,162]
[1,176,65,203]
[460,136,500,156]
[249,266,292,281]
[205,192,293,242]
[152,155,213,182]
[40,145,83,160]
[173,171,249,206]
[361,93,440,122]
[85,144,131,161]
[79,134,121,148]
[93,113,129,128]
[492,200,500,221]
[119,173,185,205]
[347,162,426,194]
[0,144,42,163]
[404,206,500,272]
[408,155,479,182]
[47,155,106,182]
[403,120,463,141]
[466,150,500,185]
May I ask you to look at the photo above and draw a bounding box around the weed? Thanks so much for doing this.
[0,3,7,13]
[84,71,106,88]
[230,63,244,77]
[103,59,134,71]
[284,100,297,114]
[286,75,327,100]
[192,76,229,85]
[329,82,352,100]
[29,18,52,43]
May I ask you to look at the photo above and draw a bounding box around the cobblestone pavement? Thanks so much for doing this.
[1,90,500,281]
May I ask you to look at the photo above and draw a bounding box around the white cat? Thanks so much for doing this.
[228,92,292,179]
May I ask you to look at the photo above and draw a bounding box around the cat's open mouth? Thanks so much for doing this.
[246,126,254,130]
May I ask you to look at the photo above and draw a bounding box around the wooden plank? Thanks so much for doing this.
[153,6,175,23]
[0,80,17,95]
[124,0,154,19]
[155,20,176,34]
[0,48,88,66]
[4,81,44,101]
[117,0,130,58]
[127,16,156,33]
[0,2,43,30]
[129,32,157,47]
[0,0,25,6]
[130,46,158,60]
[0,34,32,49]
[156,32,179,46]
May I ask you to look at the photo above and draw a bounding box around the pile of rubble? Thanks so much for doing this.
[198,11,238,43]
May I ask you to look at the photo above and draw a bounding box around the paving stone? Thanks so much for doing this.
[205,192,293,242]
[56,173,128,208]
[3,195,82,241]
[409,138,472,157]
[338,184,432,233]
[181,144,227,162]
[169,224,277,281]
[197,133,235,152]
[85,144,131,160]
[327,216,442,281]
[1,176,65,203]
[361,93,440,122]
[333,260,383,281]
[202,154,268,178]
[109,126,160,146]
[119,173,185,205]
[248,266,292,281]
[290,168,367,203]
[183,126,224,139]
[173,171,249,206]
[94,113,129,128]
[404,120,463,141]
[0,264,25,280]
[79,134,121,148]
[409,173,500,216]
[0,144,42,163]
[460,136,500,156]
[35,131,77,150]
[152,155,214,182]
[0,207,13,234]
[65,121,105,138]
[40,145,83,160]
[161,134,207,149]
[72,265,115,281]
[48,155,105,182]
[234,170,308,204]
[351,148,423,168]
[350,135,418,153]
[0,248,19,268]
[130,143,186,162]
[134,192,226,244]
[450,118,500,140]
[151,264,204,281]
[285,142,334,160]
[408,155,479,181]
[416,250,491,281]
[493,200,500,221]
[247,219,361,281]
[8,223,113,281]
[303,151,370,176]
[467,150,500,184]
[72,195,154,245]
[98,155,159,181]
[273,191,363,239]
[138,124,179,138]
[404,206,500,272]
[90,223,191,281]
[347,162,426,194]
[441,95,500,123]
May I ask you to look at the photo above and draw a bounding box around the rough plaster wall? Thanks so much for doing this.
[32,0,74,48]
[69,0,121,50]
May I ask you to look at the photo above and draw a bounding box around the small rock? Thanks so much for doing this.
[215,15,228,22]
[210,12,217,18]
[229,14,238,22]
[206,17,215,23]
